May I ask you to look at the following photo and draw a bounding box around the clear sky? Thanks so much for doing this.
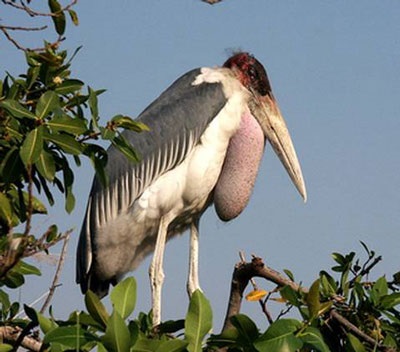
[2,1,400,331]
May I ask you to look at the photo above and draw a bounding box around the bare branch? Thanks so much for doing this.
[40,232,71,314]
[0,26,29,51]
[1,0,77,51]
[2,0,78,17]
[239,251,273,324]
[1,24,47,31]
[0,326,42,352]
[0,229,71,279]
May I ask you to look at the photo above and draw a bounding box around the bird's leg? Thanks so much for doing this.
[149,214,171,327]
[187,219,202,296]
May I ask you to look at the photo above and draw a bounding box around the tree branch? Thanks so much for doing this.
[221,255,395,352]
[0,326,42,351]
[39,232,71,314]
[330,310,396,352]
[1,0,77,51]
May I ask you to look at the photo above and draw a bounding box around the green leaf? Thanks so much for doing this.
[280,285,301,307]
[110,277,137,319]
[84,144,108,186]
[346,333,367,352]
[380,292,400,310]
[20,126,44,166]
[24,304,39,324]
[132,337,163,352]
[6,188,47,217]
[100,126,116,140]
[156,339,188,352]
[128,320,139,346]
[88,87,99,128]
[230,314,259,344]
[332,252,346,266]
[31,194,48,214]
[48,0,66,35]
[102,311,131,352]
[46,133,83,155]
[208,328,239,349]
[111,115,149,132]
[0,192,12,225]
[43,325,97,348]
[62,162,75,213]
[372,276,388,298]
[26,66,40,89]
[47,114,87,135]
[38,312,58,334]
[36,172,55,206]
[0,147,24,183]
[306,279,321,320]
[299,327,330,352]
[5,122,23,141]
[84,290,109,329]
[0,344,13,352]
[36,149,56,181]
[36,91,59,120]
[360,241,372,258]
[3,270,25,288]
[0,99,37,119]
[97,343,108,352]
[112,134,140,162]
[185,290,212,352]
[68,9,79,26]
[8,302,20,320]
[68,311,104,331]
[283,269,295,281]
[255,319,302,352]
[320,271,337,297]
[0,290,11,312]
[54,79,83,95]
[158,319,185,334]
[16,261,41,276]
[46,224,58,242]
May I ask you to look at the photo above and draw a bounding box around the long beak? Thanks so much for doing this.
[249,91,307,202]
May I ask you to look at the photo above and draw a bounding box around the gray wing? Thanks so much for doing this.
[77,68,227,293]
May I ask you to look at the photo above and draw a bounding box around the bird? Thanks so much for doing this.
[76,52,307,326]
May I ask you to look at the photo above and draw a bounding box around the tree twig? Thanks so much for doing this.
[239,251,274,324]
[2,0,78,17]
[0,24,47,31]
[349,255,382,287]
[0,326,42,351]
[1,0,77,51]
[40,231,71,314]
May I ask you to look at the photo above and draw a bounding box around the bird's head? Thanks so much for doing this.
[224,52,307,201]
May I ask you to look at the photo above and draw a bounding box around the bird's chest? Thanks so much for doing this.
[135,93,246,222]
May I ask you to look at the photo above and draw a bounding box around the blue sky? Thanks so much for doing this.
[2,1,400,330]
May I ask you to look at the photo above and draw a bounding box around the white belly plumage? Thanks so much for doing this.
[94,89,247,280]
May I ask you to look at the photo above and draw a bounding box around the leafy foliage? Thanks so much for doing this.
[0,1,146,281]
[206,244,400,352]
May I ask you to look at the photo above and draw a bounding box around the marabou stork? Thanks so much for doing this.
[76,52,306,326]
